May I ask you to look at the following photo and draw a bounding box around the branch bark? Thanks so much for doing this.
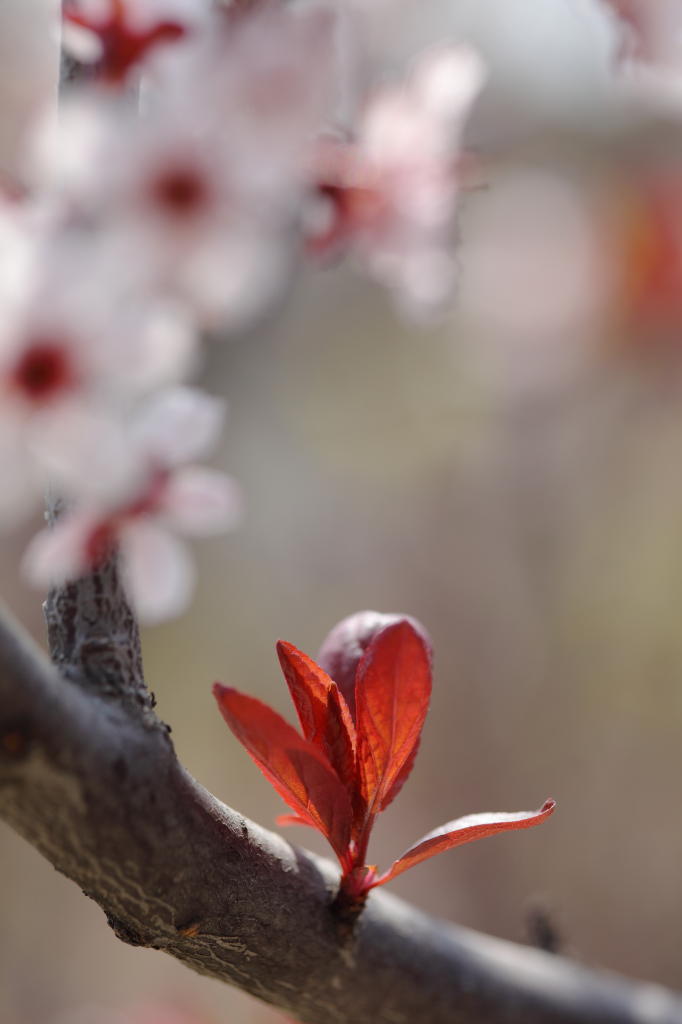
[0,580,681,1024]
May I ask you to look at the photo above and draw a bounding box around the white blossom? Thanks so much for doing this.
[0,227,197,520]
[306,44,485,319]
[23,387,242,624]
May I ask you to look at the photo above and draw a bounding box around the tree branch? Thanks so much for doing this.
[0,588,681,1024]
[43,549,153,721]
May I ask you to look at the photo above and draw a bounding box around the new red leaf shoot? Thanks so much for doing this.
[213,612,555,909]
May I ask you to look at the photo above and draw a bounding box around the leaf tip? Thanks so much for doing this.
[212,681,236,705]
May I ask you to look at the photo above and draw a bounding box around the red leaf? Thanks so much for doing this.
[213,683,352,859]
[322,685,357,789]
[355,620,432,819]
[376,799,556,886]
[377,735,421,812]
[277,640,356,790]
[277,640,331,739]
[275,813,314,828]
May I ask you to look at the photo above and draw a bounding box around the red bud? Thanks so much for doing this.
[317,610,432,720]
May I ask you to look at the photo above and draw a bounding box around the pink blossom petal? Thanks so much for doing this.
[178,228,289,331]
[22,511,98,589]
[132,387,225,466]
[30,93,107,202]
[30,404,143,506]
[115,303,198,394]
[61,21,104,64]
[315,41,484,320]
[0,200,41,306]
[120,520,195,623]
[412,45,486,126]
[158,465,242,536]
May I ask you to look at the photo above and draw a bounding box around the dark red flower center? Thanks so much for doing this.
[150,167,208,218]
[10,341,77,405]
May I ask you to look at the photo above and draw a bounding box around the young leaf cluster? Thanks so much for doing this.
[214,611,555,904]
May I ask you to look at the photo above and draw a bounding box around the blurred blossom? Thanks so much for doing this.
[62,0,210,85]
[177,2,338,162]
[44,4,340,329]
[0,193,44,306]
[1,0,347,622]
[306,43,485,319]
[601,0,682,108]
[458,169,611,395]
[23,387,242,624]
[42,92,289,329]
[0,234,196,524]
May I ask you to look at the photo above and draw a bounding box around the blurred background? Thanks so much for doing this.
[2,0,682,1021]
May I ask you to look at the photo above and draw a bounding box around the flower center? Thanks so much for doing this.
[151,167,208,218]
[10,341,76,405]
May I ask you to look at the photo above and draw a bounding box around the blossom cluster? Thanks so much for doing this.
[0,0,485,622]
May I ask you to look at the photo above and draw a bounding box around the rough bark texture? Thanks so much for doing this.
[0,578,682,1024]
[44,551,152,720]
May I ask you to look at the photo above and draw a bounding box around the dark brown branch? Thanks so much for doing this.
[43,491,152,720]
[43,550,154,721]
[0,599,681,1024]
